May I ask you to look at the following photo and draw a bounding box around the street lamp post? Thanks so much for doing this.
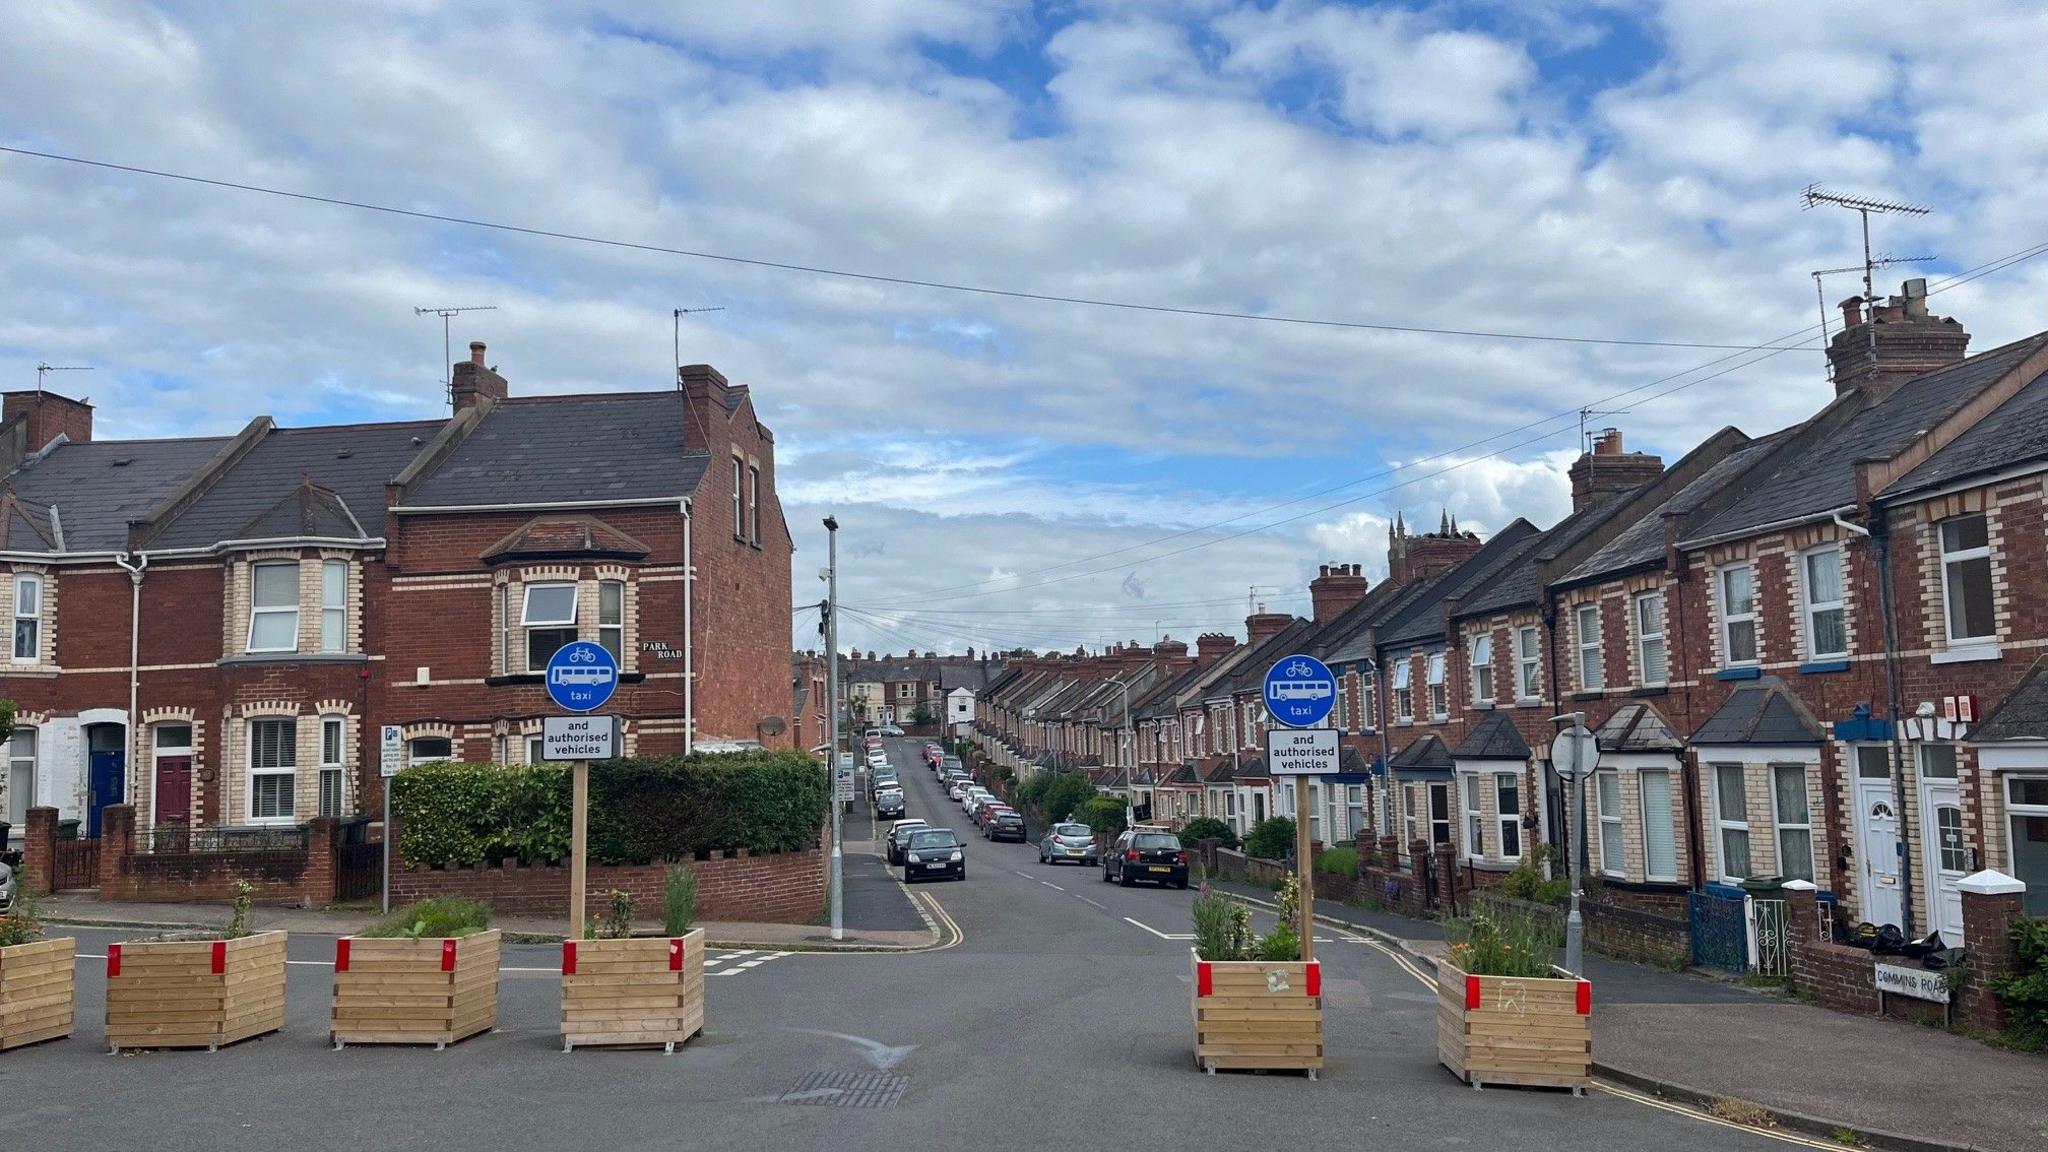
[1549,712,1599,977]
[1116,677,1135,829]
[824,516,844,943]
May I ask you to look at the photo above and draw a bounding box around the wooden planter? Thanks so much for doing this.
[560,929,704,1053]
[106,931,286,1053]
[330,930,501,1050]
[1190,949,1323,1077]
[1,938,76,1051]
[1436,961,1591,1093]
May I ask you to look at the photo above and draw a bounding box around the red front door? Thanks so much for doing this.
[155,755,192,826]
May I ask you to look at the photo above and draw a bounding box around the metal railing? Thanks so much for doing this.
[131,824,311,855]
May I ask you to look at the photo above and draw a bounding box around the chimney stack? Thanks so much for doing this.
[2,389,94,473]
[1827,279,1969,399]
[450,340,509,415]
[1245,612,1293,648]
[1196,632,1239,666]
[1387,511,1483,584]
[1567,429,1664,512]
[1309,562,1370,622]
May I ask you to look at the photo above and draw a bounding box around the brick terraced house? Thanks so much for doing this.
[0,344,793,842]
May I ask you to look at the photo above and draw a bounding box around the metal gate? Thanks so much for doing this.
[1689,885,1748,972]
[1752,898,1790,976]
[53,837,100,891]
[335,840,382,902]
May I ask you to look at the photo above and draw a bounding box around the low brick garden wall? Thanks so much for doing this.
[389,844,827,925]
[1468,888,1690,969]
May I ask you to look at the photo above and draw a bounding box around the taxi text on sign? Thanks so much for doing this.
[1266,728,1339,776]
[1262,653,1336,729]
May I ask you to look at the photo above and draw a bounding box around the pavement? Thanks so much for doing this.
[6,738,2038,1152]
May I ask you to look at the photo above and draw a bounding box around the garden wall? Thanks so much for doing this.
[389,843,826,925]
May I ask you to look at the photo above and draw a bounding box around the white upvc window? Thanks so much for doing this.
[522,582,578,673]
[1635,590,1667,687]
[247,717,297,824]
[11,573,41,663]
[409,736,453,766]
[1359,671,1377,731]
[1640,769,1678,881]
[6,728,36,830]
[746,463,761,545]
[1495,773,1521,861]
[1771,764,1813,883]
[731,455,745,540]
[320,560,347,653]
[248,562,301,653]
[1334,675,1350,733]
[1713,764,1751,881]
[318,717,345,818]
[1403,786,1417,848]
[527,733,547,764]
[1939,514,1994,643]
[1801,547,1847,659]
[1596,769,1623,876]
[1426,651,1447,719]
[1576,604,1604,691]
[1393,659,1412,722]
[1515,625,1540,700]
[1470,634,1494,705]
[2004,777,2048,916]
[1718,564,1757,665]
[1463,773,1484,861]
[598,580,625,664]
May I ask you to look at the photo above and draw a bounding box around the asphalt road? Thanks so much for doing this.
[5,739,1799,1151]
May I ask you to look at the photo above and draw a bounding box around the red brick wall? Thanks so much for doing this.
[388,845,826,925]
[96,806,339,906]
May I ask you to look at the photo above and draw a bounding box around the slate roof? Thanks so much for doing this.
[0,488,59,551]
[146,422,437,548]
[1327,580,1435,665]
[1595,702,1684,753]
[1451,711,1532,760]
[1691,679,1826,745]
[1213,619,1319,696]
[1379,520,1543,647]
[1967,656,2048,742]
[1885,363,2048,499]
[482,515,652,562]
[1690,335,2048,540]
[1562,433,1789,586]
[400,393,711,508]
[1389,733,1455,770]
[2,435,231,552]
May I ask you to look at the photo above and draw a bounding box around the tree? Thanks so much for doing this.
[1244,817,1296,861]
[1178,816,1238,850]
[911,705,937,726]
[1041,774,1098,823]
[1079,796,1128,839]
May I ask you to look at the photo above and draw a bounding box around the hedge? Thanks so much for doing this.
[390,752,830,869]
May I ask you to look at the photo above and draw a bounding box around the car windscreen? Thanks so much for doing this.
[1132,833,1180,851]
[908,831,958,850]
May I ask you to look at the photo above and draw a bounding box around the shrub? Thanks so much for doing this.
[1501,843,1570,905]
[1255,921,1302,961]
[226,880,255,940]
[1445,910,1558,978]
[589,890,634,940]
[1191,890,1237,961]
[392,751,830,869]
[360,898,492,940]
[663,864,698,936]
[1315,845,1358,877]
[1079,795,1128,839]
[1244,817,1296,862]
[1992,916,2048,1050]
[1178,816,1238,850]
[0,865,43,948]
[1040,774,1099,824]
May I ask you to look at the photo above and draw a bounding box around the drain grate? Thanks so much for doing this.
[778,1070,907,1108]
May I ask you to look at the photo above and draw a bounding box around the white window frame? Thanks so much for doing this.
[1576,603,1604,692]
[521,581,578,673]
[1635,590,1667,688]
[1515,625,1540,701]
[527,733,547,764]
[1402,786,1417,848]
[1470,634,1494,705]
[1494,772,1521,862]
[1596,768,1623,877]
[1426,651,1447,720]
[2005,776,2048,916]
[11,573,41,663]
[1428,781,1452,847]
[1938,514,1994,643]
[1393,659,1412,722]
[598,580,625,665]
[247,561,301,654]
[318,716,345,818]
[408,735,454,767]
[746,463,761,545]
[1712,763,1751,882]
[1334,675,1350,733]
[1800,546,1847,660]
[1770,763,1813,883]
[1718,564,1758,666]
[319,560,347,654]
[6,728,36,831]
[1639,768,1678,882]
[1463,773,1485,861]
[246,717,297,826]
[1359,672,1377,732]
[731,455,745,540]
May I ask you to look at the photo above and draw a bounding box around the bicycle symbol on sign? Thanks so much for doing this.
[1285,660,1314,677]
[569,647,596,663]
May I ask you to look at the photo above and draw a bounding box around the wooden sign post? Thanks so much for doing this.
[1296,775,1315,964]
[569,761,589,939]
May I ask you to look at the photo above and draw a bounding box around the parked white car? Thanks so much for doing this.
[962,787,993,814]
[948,780,970,801]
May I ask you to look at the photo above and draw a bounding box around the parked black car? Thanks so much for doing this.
[985,810,1027,843]
[1102,828,1189,888]
[887,820,928,865]
[875,788,906,820]
[904,828,965,883]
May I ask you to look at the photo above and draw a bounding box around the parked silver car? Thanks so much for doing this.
[0,859,15,914]
[1037,822,1098,866]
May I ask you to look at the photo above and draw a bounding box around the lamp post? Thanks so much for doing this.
[824,516,844,943]
[1115,677,1134,829]
[1549,713,1599,977]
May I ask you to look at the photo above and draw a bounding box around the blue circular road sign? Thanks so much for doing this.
[545,640,619,713]
[1263,653,1335,728]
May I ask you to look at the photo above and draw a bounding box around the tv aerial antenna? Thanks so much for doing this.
[34,362,93,396]
[413,305,498,401]
[1809,254,1934,343]
[1802,185,1932,301]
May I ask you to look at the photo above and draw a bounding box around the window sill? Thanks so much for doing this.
[1798,659,1851,675]
[5,664,57,678]
[1395,719,1414,728]
[1514,696,1543,708]
[219,652,369,667]
[1715,666,1762,681]
[1470,700,1495,711]
[1931,644,2000,665]
[1570,690,1604,702]
[1631,685,1669,698]
[1431,714,1450,724]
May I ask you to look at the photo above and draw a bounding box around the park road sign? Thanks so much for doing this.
[1267,728,1338,776]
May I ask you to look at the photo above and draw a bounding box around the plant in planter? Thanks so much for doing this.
[561,904,706,1054]
[330,898,499,1050]
[0,866,76,1052]
[1437,910,1590,1093]
[1188,880,1322,1078]
[106,884,286,1053]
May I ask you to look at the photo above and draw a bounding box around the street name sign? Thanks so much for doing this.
[545,640,619,713]
[1267,728,1339,776]
[1263,653,1336,728]
[542,715,615,761]
[1874,962,1950,1004]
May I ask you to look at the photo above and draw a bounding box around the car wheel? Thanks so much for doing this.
[1175,878,1190,890]
[1118,870,1134,888]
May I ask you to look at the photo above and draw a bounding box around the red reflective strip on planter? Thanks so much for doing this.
[1196,962,1213,997]
[561,940,577,975]
[669,938,684,972]
[211,941,227,975]
[1305,961,1322,998]
[441,939,458,972]
[106,944,121,978]
[1465,974,1482,1010]
[335,939,351,973]
[1576,980,1592,1016]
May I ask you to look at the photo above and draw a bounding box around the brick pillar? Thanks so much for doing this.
[304,816,339,907]
[22,806,58,896]
[1957,871,2027,1032]
[1378,835,1399,871]
[1783,879,1821,997]
[1435,842,1460,912]
[1407,837,1430,913]
[99,805,137,902]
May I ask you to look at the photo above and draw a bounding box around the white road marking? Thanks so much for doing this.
[1075,896,1106,909]
[1040,881,1065,891]
[1122,916,1194,941]
[1013,870,1034,879]
[781,1028,918,1070]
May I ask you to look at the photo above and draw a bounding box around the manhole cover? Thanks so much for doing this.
[778,1071,907,1108]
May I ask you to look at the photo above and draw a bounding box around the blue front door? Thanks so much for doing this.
[88,750,125,838]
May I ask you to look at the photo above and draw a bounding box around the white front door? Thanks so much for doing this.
[1919,781,1966,945]
[1853,765,1905,929]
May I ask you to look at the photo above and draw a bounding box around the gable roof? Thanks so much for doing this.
[1884,363,2048,500]
[1451,711,1532,760]
[1562,432,1790,586]
[1378,519,1543,647]
[1691,679,1826,745]
[400,393,710,508]
[1966,656,2048,743]
[145,422,436,548]
[482,515,653,563]
[1389,732,1455,771]
[1,435,232,552]
[1595,702,1684,753]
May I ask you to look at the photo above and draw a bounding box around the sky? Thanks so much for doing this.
[6,1,2048,657]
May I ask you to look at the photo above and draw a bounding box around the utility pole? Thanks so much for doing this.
[824,516,845,943]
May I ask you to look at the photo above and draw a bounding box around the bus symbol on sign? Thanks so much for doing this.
[1262,653,1336,729]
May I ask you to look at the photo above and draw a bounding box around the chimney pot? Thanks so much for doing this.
[469,341,487,366]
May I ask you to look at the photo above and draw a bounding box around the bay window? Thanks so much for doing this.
[1640,769,1678,881]
[522,582,577,672]
[6,729,35,831]
[1719,565,1757,665]
[598,580,625,664]
[1939,514,1994,643]
[1463,774,1484,860]
[1801,547,1847,659]
[248,562,300,652]
[1334,675,1350,732]
[247,718,296,823]
[319,717,345,818]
